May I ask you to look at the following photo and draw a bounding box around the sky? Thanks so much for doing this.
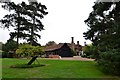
[0,0,96,46]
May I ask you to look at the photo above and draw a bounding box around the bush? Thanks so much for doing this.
[81,54,87,58]
[2,39,17,52]
[2,51,8,58]
[83,44,98,59]
[98,50,120,75]
[16,44,44,57]
[70,49,76,56]
[89,55,95,59]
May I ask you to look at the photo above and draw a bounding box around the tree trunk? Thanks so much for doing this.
[17,13,20,46]
[30,10,35,46]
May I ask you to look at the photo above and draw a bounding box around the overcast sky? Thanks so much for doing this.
[0,0,96,46]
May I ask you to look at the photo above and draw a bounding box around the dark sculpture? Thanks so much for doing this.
[27,56,39,65]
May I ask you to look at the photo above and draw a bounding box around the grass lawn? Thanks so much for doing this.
[2,58,119,79]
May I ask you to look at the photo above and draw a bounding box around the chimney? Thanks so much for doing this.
[77,41,79,45]
[71,37,74,43]
[71,37,75,51]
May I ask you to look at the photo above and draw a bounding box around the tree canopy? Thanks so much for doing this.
[16,44,44,57]
[45,41,56,46]
[0,42,3,50]
[0,1,48,46]
[2,39,17,52]
[84,1,120,75]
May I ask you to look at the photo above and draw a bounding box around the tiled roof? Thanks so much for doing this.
[44,43,64,51]
[44,43,82,52]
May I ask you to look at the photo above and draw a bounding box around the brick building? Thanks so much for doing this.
[44,37,83,57]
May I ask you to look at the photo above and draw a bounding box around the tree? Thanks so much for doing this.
[2,39,17,52]
[0,42,3,50]
[30,46,44,56]
[0,1,48,46]
[0,2,28,45]
[83,44,98,58]
[20,1,48,46]
[16,44,44,57]
[84,1,120,75]
[46,41,56,46]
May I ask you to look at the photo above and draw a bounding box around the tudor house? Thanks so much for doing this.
[44,37,83,57]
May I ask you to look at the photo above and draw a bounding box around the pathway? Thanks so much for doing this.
[42,56,95,61]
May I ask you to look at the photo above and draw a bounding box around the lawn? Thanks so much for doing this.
[2,58,119,79]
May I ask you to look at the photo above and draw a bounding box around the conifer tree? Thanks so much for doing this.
[84,1,120,75]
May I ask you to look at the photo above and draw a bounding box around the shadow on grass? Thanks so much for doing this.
[10,64,46,68]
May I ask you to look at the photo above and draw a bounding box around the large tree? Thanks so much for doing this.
[0,1,48,46]
[0,2,28,45]
[20,1,48,46]
[84,1,120,75]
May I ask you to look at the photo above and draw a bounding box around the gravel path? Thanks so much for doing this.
[61,57,95,61]
[43,56,95,61]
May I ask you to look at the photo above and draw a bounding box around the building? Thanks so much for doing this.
[44,37,83,57]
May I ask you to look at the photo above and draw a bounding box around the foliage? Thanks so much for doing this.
[0,2,29,45]
[16,44,44,57]
[83,44,93,57]
[1,51,8,58]
[45,41,56,46]
[84,1,120,75]
[2,39,17,52]
[1,40,17,58]
[83,44,99,59]
[0,1,48,46]
[0,42,3,50]
[70,49,76,56]
[16,44,32,57]
[20,1,48,46]
[98,49,120,75]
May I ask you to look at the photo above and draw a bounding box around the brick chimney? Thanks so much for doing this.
[71,37,75,51]
[71,37,74,43]
[84,41,87,46]
[77,41,79,45]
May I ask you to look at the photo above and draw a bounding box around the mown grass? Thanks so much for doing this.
[2,58,119,79]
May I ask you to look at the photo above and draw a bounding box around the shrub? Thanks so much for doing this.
[16,44,44,57]
[83,44,98,59]
[70,49,76,56]
[98,50,120,75]
[2,39,17,52]
[2,51,8,58]
[81,54,87,58]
